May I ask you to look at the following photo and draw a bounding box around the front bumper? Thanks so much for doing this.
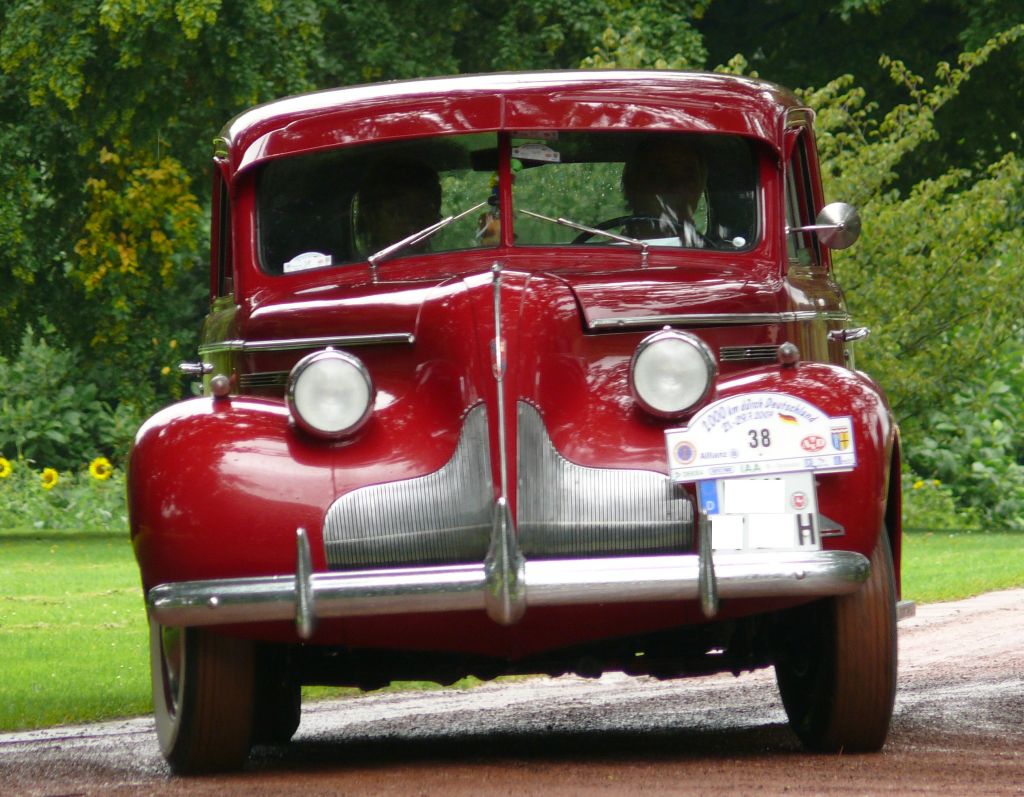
[148,522,871,637]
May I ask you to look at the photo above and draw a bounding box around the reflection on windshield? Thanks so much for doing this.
[256,130,758,275]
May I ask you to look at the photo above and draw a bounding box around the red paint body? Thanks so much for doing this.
[129,72,901,662]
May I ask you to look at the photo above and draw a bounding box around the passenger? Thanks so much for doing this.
[356,159,442,253]
[621,139,708,246]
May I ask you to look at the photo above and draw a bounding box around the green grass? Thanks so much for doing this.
[901,530,1024,604]
[0,533,150,731]
[1,529,1022,732]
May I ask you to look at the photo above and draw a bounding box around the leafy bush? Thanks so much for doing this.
[907,339,1024,531]
[0,325,138,470]
[902,469,982,533]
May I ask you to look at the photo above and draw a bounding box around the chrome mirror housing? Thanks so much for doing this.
[787,202,861,250]
[814,202,861,249]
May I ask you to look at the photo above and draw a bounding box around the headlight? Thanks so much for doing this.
[630,329,716,417]
[287,349,374,438]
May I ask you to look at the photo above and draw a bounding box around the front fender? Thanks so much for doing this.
[711,362,897,559]
[128,391,473,590]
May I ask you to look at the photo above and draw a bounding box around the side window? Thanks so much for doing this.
[212,172,233,296]
[785,137,819,268]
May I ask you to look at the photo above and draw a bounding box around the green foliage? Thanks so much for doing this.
[0,0,327,410]
[319,2,466,84]
[902,470,980,532]
[800,27,1024,531]
[804,28,1024,430]
[70,147,207,408]
[907,340,1024,531]
[700,0,1024,184]
[0,326,137,469]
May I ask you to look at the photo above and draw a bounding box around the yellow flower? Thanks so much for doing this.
[41,468,59,490]
[89,457,114,481]
[912,480,924,490]
[0,457,12,478]
[161,366,171,376]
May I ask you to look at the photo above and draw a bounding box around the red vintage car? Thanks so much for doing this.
[129,70,911,773]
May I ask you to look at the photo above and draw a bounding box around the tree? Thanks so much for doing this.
[0,0,325,409]
[800,26,1024,431]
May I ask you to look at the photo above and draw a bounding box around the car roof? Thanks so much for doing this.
[219,70,807,178]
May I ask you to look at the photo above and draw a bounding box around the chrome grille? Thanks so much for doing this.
[719,345,779,363]
[323,405,493,570]
[517,402,692,557]
[239,371,289,388]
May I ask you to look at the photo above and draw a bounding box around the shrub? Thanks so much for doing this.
[908,341,1024,531]
[902,469,982,533]
[0,324,138,470]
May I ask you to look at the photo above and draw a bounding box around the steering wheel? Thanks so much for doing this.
[571,215,662,244]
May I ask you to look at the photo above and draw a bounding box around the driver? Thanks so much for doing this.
[357,158,442,254]
[621,139,708,247]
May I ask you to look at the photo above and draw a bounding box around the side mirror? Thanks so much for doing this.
[787,202,861,250]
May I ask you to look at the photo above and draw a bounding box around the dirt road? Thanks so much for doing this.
[2,589,1022,796]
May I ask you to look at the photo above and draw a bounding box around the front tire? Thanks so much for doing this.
[150,618,256,774]
[774,530,897,752]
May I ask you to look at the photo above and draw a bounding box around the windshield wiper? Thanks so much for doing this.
[519,209,649,267]
[367,201,487,272]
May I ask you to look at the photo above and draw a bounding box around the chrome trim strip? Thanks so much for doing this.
[517,402,692,556]
[588,311,850,330]
[147,550,871,629]
[491,264,510,499]
[322,405,492,569]
[198,332,415,355]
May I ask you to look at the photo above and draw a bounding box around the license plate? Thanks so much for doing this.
[698,472,821,551]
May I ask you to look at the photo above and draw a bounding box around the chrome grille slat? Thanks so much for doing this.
[516,402,692,557]
[323,406,492,569]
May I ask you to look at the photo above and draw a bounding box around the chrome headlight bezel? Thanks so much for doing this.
[286,349,375,439]
[629,329,717,417]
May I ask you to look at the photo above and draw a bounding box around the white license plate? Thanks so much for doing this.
[697,472,822,551]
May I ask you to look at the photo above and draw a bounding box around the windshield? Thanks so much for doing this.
[512,131,758,251]
[256,131,759,274]
[257,133,498,274]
